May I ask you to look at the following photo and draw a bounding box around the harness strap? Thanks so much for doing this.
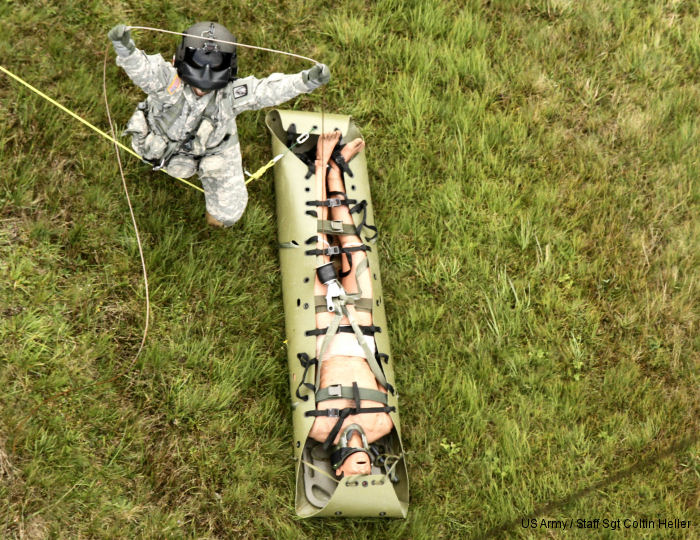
[315,384,388,405]
[314,298,344,389]
[314,295,373,313]
[342,302,389,389]
[147,92,220,167]
[305,325,381,337]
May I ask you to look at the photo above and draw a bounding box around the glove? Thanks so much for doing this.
[303,63,330,89]
[108,24,136,57]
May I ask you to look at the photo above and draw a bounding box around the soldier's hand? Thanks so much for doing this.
[109,24,136,57]
[303,63,330,89]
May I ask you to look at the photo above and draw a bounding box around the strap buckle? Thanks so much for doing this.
[331,220,343,232]
[327,198,343,208]
[328,384,342,397]
[325,280,343,312]
[326,408,340,418]
[152,157,166,171]
[326,245,340,256]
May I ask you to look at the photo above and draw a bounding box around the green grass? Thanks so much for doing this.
[1,0,698,538]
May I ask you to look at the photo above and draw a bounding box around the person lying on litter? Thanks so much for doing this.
[306,132,394,478]
[108,22,330,227]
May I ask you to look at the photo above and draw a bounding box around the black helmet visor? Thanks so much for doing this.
[184,46,232,70]
[178,46,234,90]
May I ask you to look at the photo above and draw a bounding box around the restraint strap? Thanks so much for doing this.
[314,295,373,313]
[338,244,370,279]
[315,384,388,405]
[305,325,382,337]
[350,200,378,242]
[295,353,317,401]
[317,220,357,236]
[305,405,396,451]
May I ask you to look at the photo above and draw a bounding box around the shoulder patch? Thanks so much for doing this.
[167,74,182,95]
[233,84,249,99]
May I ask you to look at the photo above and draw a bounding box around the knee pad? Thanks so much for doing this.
[166,155,197,179]
[201,174,248,226]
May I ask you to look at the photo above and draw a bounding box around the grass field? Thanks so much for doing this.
[1,0,698,538]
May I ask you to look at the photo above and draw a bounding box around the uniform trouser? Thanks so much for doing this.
[166,146,249,227]
[127,112,248,227]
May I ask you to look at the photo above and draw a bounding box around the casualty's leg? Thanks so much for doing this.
[314,132,343,328]
[325,137,389,478]
[199,147,248,227]
[327,138,371,326]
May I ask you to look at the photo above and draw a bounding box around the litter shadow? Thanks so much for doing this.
[478,433,698,539]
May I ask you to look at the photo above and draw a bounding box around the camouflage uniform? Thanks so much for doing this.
[116,48,317,226]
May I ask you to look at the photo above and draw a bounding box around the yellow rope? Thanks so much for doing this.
[0,64,204,193]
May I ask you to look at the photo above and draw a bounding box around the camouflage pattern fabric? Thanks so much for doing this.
[116,48,316,226]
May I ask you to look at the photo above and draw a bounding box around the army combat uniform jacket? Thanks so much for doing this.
[116,48,317,225]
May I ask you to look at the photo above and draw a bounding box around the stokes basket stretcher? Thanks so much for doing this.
[266,109,409,518]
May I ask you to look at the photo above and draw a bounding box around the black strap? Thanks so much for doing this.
[338,244,370,279]
[305,325,381,337]
[305,243,368,263]
[305,405,396,450]
[295,353,317,401]
[331,146,354,178]
[305,405,394,418]
[305,245,341,257]
[286,123,297,148]
[350,200,378,242]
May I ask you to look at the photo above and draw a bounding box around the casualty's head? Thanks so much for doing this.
[174,21,237,91]
[332,424,372,477]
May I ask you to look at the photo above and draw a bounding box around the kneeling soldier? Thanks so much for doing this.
[108,22,330,226]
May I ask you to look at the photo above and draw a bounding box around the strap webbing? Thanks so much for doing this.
[317,220,356,236]
[295,353,317,401]
[350,200,378,242]
[305,325,381,337]
[315,385,388,405]
[314,295,373,313]
[305,405,396,451]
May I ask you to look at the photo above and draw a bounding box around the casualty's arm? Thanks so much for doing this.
[109,24,174,95]
[244,63,330,111]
